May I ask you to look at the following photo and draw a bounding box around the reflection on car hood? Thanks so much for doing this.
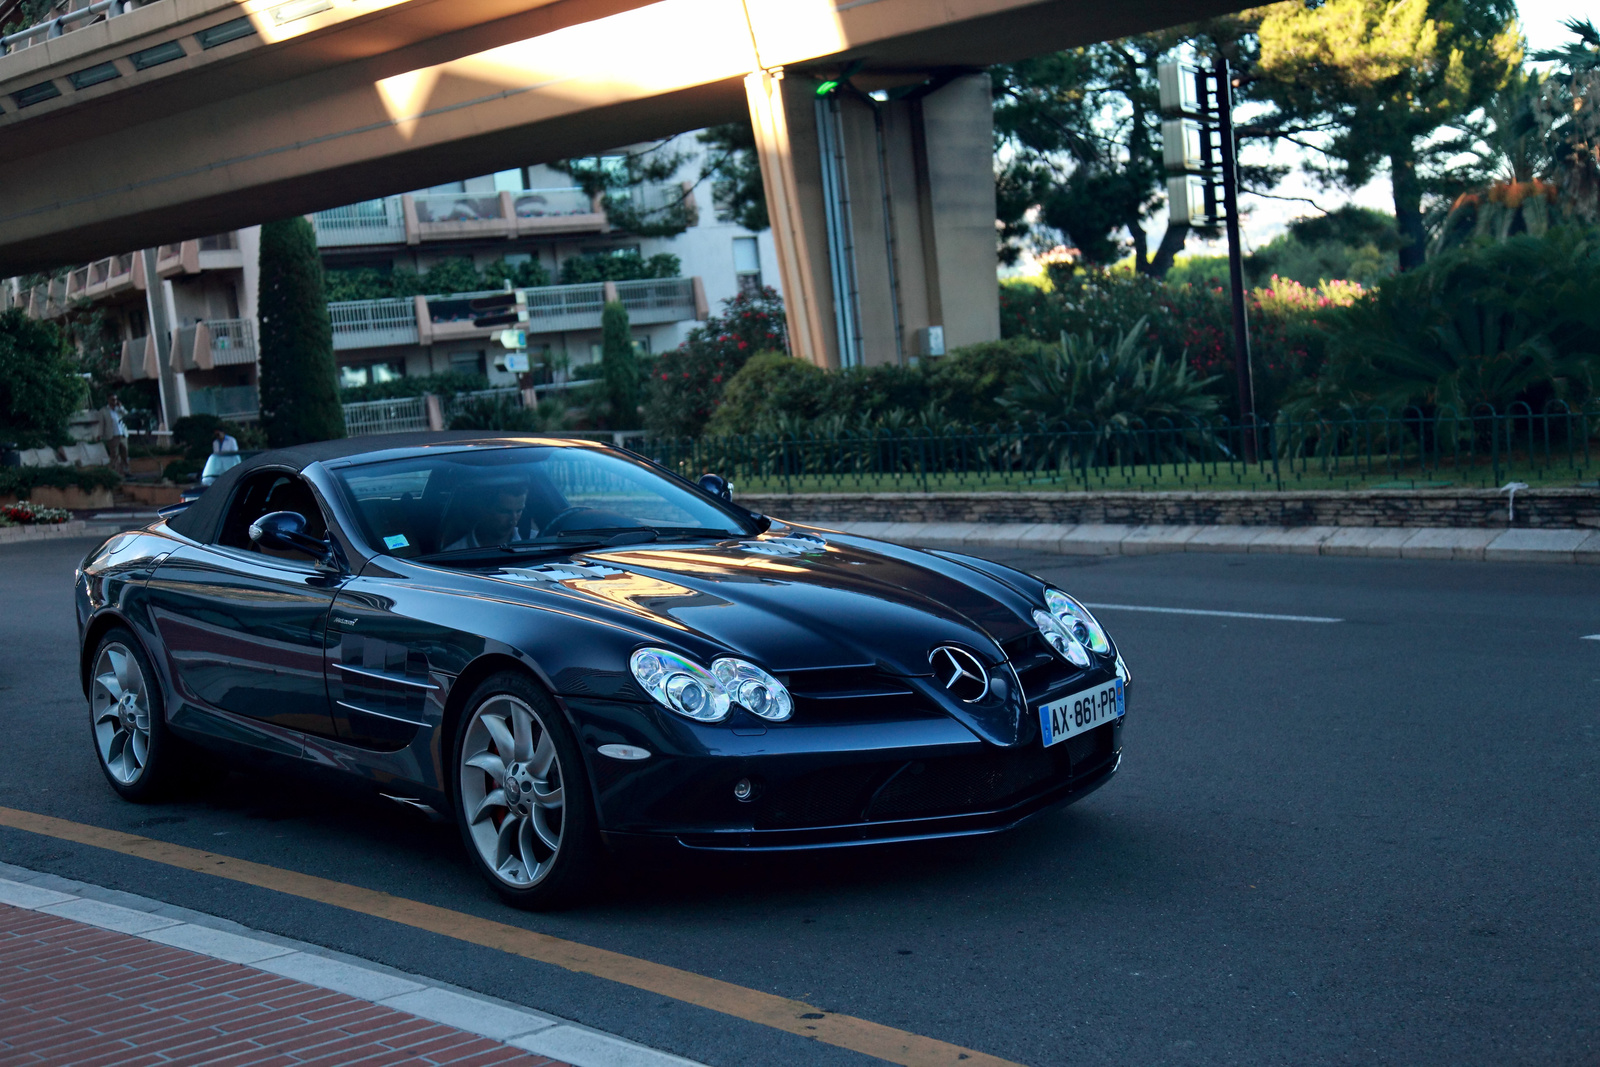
[482,531,1041,679]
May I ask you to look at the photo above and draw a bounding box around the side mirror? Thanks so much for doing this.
[697,472,733,502]
[249,510,337,567]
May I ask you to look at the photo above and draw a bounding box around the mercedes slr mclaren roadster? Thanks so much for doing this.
[76,435,1129,907]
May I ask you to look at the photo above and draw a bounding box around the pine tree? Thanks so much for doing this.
[600,301,639,428]
[1256,0,1523,270]
[257,217,345,447]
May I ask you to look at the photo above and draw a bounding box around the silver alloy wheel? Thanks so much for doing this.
[92,642,151,785]
[459,695,564,888]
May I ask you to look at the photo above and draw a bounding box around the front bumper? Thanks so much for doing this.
[590,714,1123,854]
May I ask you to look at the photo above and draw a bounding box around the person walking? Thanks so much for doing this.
[212,427,239,454]
[100,395,129,474]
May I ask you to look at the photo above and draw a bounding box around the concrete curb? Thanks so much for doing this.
[813,521,1600,564]
[0,863,706,1067]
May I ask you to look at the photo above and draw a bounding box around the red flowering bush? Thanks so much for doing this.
[642,287,788,437]
[1,500,70,525]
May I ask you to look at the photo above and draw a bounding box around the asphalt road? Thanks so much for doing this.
[1,535,1596,1067]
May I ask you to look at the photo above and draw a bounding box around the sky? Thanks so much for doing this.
[1130,0,1589,266]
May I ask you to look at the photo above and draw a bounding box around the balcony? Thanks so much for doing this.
[312,196,406,247]
[328,277,706,350]
[118,334,158,382]
[156,233,242,277]
[170,317,256,371]
[330,297,421,351]
[402,187,606,244]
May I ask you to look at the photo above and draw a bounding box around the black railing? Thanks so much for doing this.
[628,404,1599,494]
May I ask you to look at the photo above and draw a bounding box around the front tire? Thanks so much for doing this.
[452,672,599,909]
[89,628,181,802]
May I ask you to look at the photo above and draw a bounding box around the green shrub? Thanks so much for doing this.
[1287,226,1600,415]
[447,395,567,432]
[0,309,86,449]
[600,301,641,428]
[169,414,264,463]
[258,217,346,446]
[0,464,121,499]
[643,286,788,437]
[324,257,551,301]
[704,352,828,434]
[559,251,679,285]
[1002,320,1221,429]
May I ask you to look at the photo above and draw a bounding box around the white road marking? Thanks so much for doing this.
[1582,634,1600,641]
[1083,603,1343,624]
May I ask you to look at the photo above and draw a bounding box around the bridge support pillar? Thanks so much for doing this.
[746,71,1000,370]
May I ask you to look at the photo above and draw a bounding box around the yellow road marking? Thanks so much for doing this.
[0,805,1022,1067]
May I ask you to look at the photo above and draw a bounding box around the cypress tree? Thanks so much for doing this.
[257,217,345,447]
[600,300,640,428]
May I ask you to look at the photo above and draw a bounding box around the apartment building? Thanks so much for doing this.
[5,132,779,431]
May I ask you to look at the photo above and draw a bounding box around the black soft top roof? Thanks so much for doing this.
[165,432,601,542]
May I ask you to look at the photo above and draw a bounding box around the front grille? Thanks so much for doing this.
[786,665,933,723]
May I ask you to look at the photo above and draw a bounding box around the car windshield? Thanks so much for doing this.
[200,452,246,485]
[330,445,751,560]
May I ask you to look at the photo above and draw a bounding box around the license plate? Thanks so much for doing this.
[1039,678,1124,747]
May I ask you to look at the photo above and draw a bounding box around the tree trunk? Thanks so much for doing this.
[1145,223,1190,278]
[1128,219,1150,272]
[1390,143,1427,271]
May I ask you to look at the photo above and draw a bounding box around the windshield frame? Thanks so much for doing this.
[324,441,760,563]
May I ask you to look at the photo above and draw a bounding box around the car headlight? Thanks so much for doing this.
[1033,610,1091,667]
[712,658,793,722]
[1044,588,1111,654]
[629,648,794,723]
[630,649,730,722]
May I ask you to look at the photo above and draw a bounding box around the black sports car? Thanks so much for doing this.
[75,434,1129,907]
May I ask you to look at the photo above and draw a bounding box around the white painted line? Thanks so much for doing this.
[1582,634,1600,641]
[1084,602,1343,623]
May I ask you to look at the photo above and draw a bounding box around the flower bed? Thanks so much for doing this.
[0,500,72,526]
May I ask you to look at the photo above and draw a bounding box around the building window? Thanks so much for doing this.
[450,351,486,376]
[733,237,762,294]
[588,336,650,362]
[339,362,404,389]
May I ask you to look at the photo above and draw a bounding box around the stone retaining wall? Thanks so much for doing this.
[741,488,1600,530]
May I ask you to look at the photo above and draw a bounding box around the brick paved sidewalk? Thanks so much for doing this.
[0,903,569,1067]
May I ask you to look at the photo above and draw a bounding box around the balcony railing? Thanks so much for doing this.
[329,297,420,350]
[328,277,704,350]
[613,277,699,324]
[312,197,406,247]
[118,335,157,382]
[171,318,257,370]
[207,318,256,365]
[1,0,135,57]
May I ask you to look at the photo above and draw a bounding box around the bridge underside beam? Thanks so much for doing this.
[0,0,1247,275]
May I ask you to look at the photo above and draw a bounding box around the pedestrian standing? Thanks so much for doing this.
[100,395,129,474]
[212,427,239,454]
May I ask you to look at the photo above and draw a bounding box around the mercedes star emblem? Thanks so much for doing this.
[929,645,989,702]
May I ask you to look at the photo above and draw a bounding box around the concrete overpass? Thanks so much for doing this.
[0,0,1243,368]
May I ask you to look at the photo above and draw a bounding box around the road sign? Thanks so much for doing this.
[497,329,526,350]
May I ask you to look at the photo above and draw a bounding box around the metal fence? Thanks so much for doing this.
[626,405,1600,494]
[328,297,419,349]
[342,396,429,436]
[312,197,406,246]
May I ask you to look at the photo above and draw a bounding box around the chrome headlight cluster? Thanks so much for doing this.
[630,648,793,723]
[1035,588,1113,667]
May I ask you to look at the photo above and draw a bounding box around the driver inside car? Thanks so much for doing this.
[443,479,529,551]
